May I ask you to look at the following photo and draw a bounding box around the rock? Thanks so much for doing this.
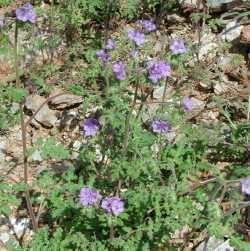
[214,81,228,95]
[218,53,245,73]
[190,98,205,111]
[10,103,20,113]
[153,86,174,100]
[0,232,10,243]
[195,236,233,251]
[240,25,250,44]
[207,0,234,8]
[30,150,43,162]
[168,14,185,23]
[182,0,244,12]
[221,20,243,42]
[58,110,79,131]
[0,142,6,161]
[9,217,29,239]
[72,140,82,151]
[49,89,83,109]
[25,95,57,128]
[198,32,218,59]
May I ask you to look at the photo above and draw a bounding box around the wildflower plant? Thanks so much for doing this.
[1,2,250,251]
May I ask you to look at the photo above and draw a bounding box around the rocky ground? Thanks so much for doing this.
[0,0,249,250]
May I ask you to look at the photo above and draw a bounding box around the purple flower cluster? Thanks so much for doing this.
[170,38,187,55]
[183,96,193,112]
[82,118,100,137]
[0,16,5,27]
[96,38,115,62]
[112,61,126,80]
[106,39,116,50]
[152,120,171,134]
[101,197,124,216]
[16,3,36,23]
[80,188,124,216]
[80,187,102,206]
[96,50,111,62]
[241,178,250,195]
[147,60,171,83]
[128,29,145,46]
[140,19,156,32]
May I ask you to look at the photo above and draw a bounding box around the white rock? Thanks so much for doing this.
[10,103,20,113]
[214,82,228,95]
[9,218,29,239]
[221,20,243,42]
[30,150,43,162]
[72,141,81,151]
[0,232,10,243]
[198,32,218,59]
[195,236,234,251]
[0,141,6,160]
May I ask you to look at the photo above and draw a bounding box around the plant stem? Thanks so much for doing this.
[109,216,114,243]
[122,82,139,154]
[14,21,20,88]
[117,73,140,195]
[14,21,38,232]
[161,77,168,111]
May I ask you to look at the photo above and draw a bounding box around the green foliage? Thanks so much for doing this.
[29,137,70,160]
[1,1,249,250]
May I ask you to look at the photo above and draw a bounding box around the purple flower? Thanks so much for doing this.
[170,38,187,55]
[0,16,5,27]
[152,120,171,134]
[106,39,115,50]
[141,19,156,32]
[241,178,250,195]
[16,3,37,23]
[80,187,102,206]
[147,60,171,83]
[130,50,139,58]
[96,50,111,62]
[101,197,124,216]
[183,96,193,112]
[82,118,100,136]
[128,29,145,46]
[112,61,126,80]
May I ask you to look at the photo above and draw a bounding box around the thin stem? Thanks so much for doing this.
[14,21,38,232]
[109,217,114,242]
[117,73,140,195]
[161,77,168,111]
[122,82,139,154]
[14,20,20,88]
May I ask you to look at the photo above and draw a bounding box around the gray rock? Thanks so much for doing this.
[190,98,205,110]
[195,236,234,251]
[25,95,57,128]
[207,0,234,8]
[221,20,243,42]
[49,89,83,109]
[168,14,185,23]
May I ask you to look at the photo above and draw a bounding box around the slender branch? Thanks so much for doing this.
[224,201,250,218]
[14,21,38,232]
[161,77,168,111]
[122,83,139,154]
